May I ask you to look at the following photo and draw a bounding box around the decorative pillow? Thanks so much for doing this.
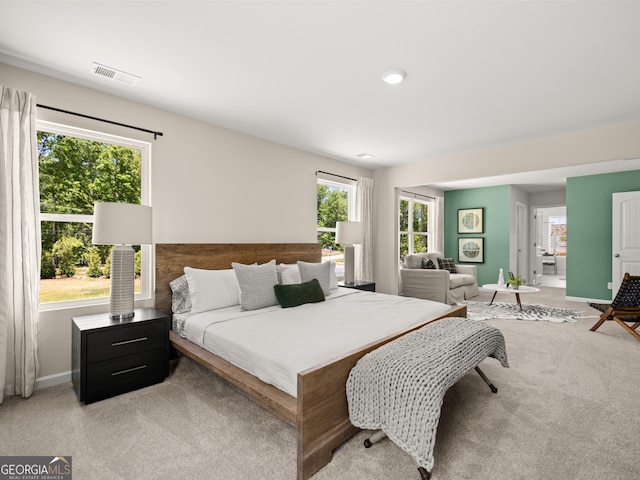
[437,257,457,273]
[274,279,326,308]
[169,274,192,313]
[329,261,338,290]
[232,259,279,311]
[422,258,436,270]
[183,267,241,314]
[277,263,301,285]
[297,260,331,295]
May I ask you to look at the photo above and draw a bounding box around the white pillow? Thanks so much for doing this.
[277,263,301,285]
[232,259,279,311]
[298,261,331,296]
[183,267,240,314]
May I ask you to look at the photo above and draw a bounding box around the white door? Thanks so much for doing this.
[532,209,544,285]
[612,191,640,295]
[516,203,528,279]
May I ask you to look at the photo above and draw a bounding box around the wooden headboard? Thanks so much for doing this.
[154,243,322,316]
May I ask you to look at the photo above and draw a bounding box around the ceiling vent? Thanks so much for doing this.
[90,62,140,85]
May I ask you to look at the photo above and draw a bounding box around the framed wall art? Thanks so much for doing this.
[458,207,483,234]
[458,237,484,263]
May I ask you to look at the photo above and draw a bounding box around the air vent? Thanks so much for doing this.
[91,62,140,85]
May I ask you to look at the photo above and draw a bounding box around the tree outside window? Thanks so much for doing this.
[317,178,355,276]
[399,197,430,261]
[37,122,150,305]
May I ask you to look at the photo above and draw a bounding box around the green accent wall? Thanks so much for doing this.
[444,185,511,286]
[566,170,640,300]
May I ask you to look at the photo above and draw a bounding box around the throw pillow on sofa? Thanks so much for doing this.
[422,257,437,269]
[437,257,457,273]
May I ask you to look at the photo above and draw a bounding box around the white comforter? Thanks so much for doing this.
[177,288,453,397]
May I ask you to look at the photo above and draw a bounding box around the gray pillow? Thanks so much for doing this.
[232,259,278,311]
[169,274,192,313]
[297,261,331,295]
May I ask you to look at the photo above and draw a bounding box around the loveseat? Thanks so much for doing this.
[400,252,479,304]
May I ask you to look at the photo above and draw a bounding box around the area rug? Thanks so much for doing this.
[462,301,585,322]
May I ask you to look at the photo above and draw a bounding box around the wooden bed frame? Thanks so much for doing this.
[155,243,467,480]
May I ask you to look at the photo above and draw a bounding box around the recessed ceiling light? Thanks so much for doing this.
[356,153,376,159]
[382,69,406,85]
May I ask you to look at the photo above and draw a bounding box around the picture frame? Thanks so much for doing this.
[458,207,484,233]
[458,237,484,263]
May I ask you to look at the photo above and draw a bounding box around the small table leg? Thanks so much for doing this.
[489,291,498,305]
[515,292,522,311]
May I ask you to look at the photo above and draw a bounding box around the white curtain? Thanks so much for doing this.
[433,196,445,254]
[355,176,374,282]
[0,86,40,403]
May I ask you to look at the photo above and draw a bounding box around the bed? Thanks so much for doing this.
[155,243,467,480]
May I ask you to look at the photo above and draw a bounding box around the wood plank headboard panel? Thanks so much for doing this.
[154,243,322,316]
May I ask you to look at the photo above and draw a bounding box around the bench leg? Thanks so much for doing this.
[475,366,498,393]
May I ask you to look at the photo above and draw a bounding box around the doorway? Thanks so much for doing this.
[532,205,567,289]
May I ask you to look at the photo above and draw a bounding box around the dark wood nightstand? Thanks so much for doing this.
[338,281,376,292]
[72,308,170,404]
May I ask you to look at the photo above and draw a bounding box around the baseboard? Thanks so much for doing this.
[565,295,610,304]
[36,371,71,390]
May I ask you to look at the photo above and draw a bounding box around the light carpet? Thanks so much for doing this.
[463,300,589,322]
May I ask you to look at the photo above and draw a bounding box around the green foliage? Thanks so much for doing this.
[40,251,57,279]
[508,274,526,288]
[85,247,104,278]
[53,236,85,278]
[317,184,348,251]
[37,132,144,290]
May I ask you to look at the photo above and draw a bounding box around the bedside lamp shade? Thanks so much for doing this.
[93,202,152,319]
[336,221,363,285]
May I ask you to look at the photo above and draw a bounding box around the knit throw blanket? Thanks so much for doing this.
[346,317,509,472]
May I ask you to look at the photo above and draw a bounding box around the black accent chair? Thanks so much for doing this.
[589,273,640,342]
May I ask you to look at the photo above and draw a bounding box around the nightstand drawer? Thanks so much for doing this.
[85,348,166,401]
[86,320,166,363]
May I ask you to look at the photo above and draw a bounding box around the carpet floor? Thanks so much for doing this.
[1,286,638,479]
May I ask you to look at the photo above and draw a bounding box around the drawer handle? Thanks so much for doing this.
[112,336,148,347]
[112,365,147,376]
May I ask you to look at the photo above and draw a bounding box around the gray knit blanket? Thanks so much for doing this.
[346,317,509,472]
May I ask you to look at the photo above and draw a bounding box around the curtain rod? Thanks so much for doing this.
[37,104,164,140]
[400,189,435,200]
[316,170,357,182]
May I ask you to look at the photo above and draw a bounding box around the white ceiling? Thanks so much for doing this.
[1,1,640,188]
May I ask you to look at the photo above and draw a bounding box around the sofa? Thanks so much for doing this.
[400,252,479,304]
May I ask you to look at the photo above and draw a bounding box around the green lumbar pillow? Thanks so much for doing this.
[274,278,326,308]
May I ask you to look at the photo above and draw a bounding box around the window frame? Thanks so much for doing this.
[37,120,153,311]
[316,175,357,276]
[399,195,433,260]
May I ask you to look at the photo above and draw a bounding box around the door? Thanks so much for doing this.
[612,191,640,295]
[516,203,528,279]
[532,209,544,285]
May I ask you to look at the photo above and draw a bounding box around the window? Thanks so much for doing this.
[37,121,151,308]
[317,176,356,276]
[399,196,431,262]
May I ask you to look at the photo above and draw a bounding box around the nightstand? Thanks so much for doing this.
[338,281,376,292]
[72,308,170,404]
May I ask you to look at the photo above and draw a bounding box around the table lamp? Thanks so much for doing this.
[336,221,363,285]
[92,202,152,319]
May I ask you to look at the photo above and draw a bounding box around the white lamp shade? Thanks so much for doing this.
[92,202,152,245]
[336,221,363,245]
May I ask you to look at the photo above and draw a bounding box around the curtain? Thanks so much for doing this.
[0,86,40,403]
[355,176,374,282]
[433,196,444,254]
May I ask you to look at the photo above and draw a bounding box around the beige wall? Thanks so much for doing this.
[373,121,640,295]
[1,63,372,381]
